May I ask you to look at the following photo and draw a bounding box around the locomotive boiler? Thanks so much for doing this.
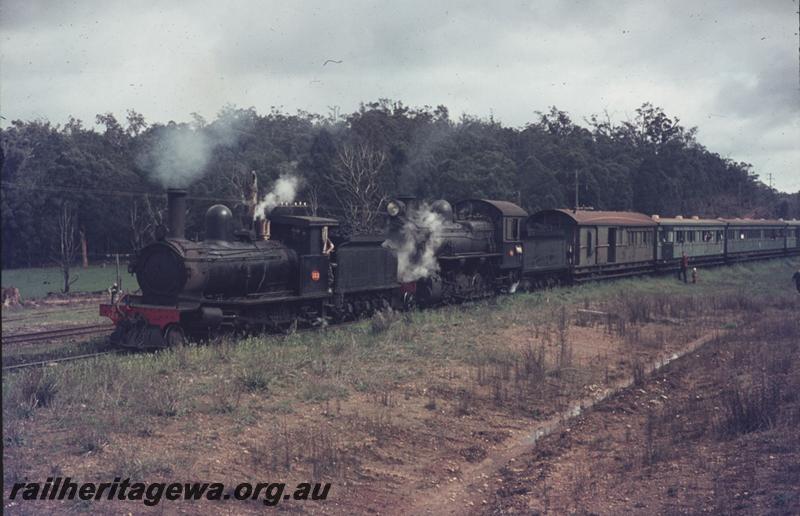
[132,193,297,300]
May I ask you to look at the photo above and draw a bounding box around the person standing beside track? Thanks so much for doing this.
[793,269,800,293]
[108,283,119,304]
[678,252,689,283]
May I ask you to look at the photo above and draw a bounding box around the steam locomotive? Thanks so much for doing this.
[101,189,800,348]
[384,198,527,305]
[101,189,397,347]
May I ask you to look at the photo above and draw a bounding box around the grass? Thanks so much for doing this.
[8,259,794,424]
[1,264,140,299]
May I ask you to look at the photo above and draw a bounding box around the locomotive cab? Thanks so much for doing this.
[269,213,339,296]
[453,199,528,270]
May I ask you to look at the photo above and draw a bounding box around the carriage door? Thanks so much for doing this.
[608,228,617,263]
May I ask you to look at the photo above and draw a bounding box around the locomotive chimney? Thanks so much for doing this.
[396,194,418,212]
[167,188,187,239]
[256,218,270,240]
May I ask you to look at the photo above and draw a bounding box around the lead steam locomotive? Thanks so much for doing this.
[102,189,397,347]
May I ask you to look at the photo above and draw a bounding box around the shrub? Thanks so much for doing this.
[717,377,781,437]
[237,368,270,393]
[13,368,59,416]
[370,309,399,335]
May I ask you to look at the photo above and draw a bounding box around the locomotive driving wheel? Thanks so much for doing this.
[402,292,416,311]
[163,324,186,347]
[468,272,487,300]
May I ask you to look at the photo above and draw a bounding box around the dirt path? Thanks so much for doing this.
[477,315,800,515]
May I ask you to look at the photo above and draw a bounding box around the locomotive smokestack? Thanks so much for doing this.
[167,188,187,239]
[256,218,270,240]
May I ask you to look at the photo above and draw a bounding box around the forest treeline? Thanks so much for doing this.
[2,99,798,269]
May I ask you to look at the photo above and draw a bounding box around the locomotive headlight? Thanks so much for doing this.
[386,200,403,217]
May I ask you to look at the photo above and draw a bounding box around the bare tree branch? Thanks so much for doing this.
[328,142,388,233]
[129,196,166,251]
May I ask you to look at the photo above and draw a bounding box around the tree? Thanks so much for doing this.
[128,196,165,251]
[328,142,388,233]
[95,112,126,147]
[299,128,338,216]
[53,203,80,293]
[1,100,792,271]
[125,109,147,136]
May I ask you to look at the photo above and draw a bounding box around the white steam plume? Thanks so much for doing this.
[392,204,445,283]
[142,120,237,188]
[254,175,302,220]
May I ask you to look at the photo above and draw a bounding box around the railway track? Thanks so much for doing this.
[1,317,367,371]
[2,324,113,346]
[2,308,98,323]
[2,351,119,371]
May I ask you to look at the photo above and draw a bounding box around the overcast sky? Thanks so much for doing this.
[1,0,798,191]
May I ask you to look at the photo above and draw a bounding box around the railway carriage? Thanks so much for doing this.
[654,215,727,268]
[783,220,800,253]
[722,218,790,262]
[524,209,656,280]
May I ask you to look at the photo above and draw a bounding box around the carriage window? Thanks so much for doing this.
[587,231,593,256]
[702,230,713,242]
[716,230,724,242]
[676,230,685,243]
[643,231,651,245]
[687,231,695,243]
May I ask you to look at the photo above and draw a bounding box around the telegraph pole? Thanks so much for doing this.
[115,254,121,290]
[767,172,774,190]
[574,169,579,213]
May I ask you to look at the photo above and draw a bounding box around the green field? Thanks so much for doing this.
[1,265,140,300]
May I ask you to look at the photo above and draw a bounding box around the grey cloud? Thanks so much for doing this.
[713,55,799,123]
[0,0,797,191]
